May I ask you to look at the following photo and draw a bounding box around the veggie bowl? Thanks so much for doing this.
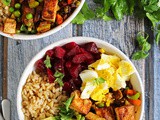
[0,0,85,40]
[17,37,144,120]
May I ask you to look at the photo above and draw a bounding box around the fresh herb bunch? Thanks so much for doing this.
[54,96,85,120]
[72,0,160,59]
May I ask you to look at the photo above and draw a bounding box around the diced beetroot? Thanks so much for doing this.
[64,42,77,50]
[80,48,86,53]
[69,64,81,78]
[65,61,72,68]
[83,42,99,54]
[54,60,64,73]
[54,47,66,59]
[66,45,82,57]
[72,54,86,64]
[63,82,72,93]
[35,59,46,72]
[69,79,78,90]
[94,53,101,60]
[72,52,93,64]
[73,78,82,88]
[47,69,55,83]
[46,49,54,57]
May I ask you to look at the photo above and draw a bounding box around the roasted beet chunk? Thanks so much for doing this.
[47,69,55,83]
[72,52,93,64]
[66,45,82,57]
[46,49,54,57]
[83,42,99,54]
[35,59,46,72]
[54,59,64,73]
[63,82,72,93]
[64,42,77,50]
[69,64,82,78]
[54,47,66,59]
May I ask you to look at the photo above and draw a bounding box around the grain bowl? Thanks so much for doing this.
[17,37,144,120]
[0,0,85,40]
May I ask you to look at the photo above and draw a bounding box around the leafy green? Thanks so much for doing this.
[44,55,52,68]
[64,96,74,111]
[72,2,95,24]
[132,32,151,60]
[94,77,105,85]
[54,71,64,87]
[156,32,160,45]
[55,96,85,120]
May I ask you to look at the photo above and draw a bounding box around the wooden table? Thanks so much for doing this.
[0,1,160,120]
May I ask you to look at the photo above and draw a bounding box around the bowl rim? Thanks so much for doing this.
[0,0,85,40]
[17,37,144,120]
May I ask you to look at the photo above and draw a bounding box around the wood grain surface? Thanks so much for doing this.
[0,0,159,120]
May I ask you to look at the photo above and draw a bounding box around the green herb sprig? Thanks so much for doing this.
[132,32,151,60]
[44,55,52,68]
[54,70,64,87]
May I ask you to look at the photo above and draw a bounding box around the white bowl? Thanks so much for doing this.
[17,37,144,120]
[0,0,85,40]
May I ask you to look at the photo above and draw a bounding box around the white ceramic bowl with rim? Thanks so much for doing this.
[17,37,144,120]
[0,0,85,40]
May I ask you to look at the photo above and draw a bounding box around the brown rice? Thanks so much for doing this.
[21,71,68,120]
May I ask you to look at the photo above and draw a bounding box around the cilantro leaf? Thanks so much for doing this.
[64,96,74,111]
[72,12,86,24]
[94,77,105,85]
[132,32,151,60]
[54,71,64,86]
[156,32,160,45]
[72,2,95,24]
[132,51,149,60]
[44,55,52,68]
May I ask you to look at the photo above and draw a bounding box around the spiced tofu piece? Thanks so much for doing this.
[37,21,51,33]
[95,107,115,120]
[70,90,92,115]
[115,105,135,120]
[3,18,16,34]
[85,112,106,120]
[42,0,58,22]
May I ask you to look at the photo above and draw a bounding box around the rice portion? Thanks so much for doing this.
[21,72,68,120]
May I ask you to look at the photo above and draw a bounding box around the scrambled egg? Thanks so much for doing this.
[80,53,135,102]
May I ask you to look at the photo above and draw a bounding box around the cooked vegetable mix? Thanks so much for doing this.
[0,0,81,34]
[22,42,142,120]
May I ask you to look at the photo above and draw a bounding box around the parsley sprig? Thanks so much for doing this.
[44,55,52,68]
[54,70,64,87]
[132,32,151,60]
[94,77,105,85]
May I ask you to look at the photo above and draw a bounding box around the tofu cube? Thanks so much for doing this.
[3,18,16,34]
[70,90,92,115]
[115,105,135,120]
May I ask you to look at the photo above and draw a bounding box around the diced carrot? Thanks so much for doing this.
[125,89,136,96]
[67,0,72,4]
[128,99,141,106]
[56,14,63,25]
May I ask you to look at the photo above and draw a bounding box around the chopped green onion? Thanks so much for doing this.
[127,92,140,100]
[9,7,14,13]
[15,3,21,9]
[13,10,21,17]
[26,13,33,20]
[97,103,105,108]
